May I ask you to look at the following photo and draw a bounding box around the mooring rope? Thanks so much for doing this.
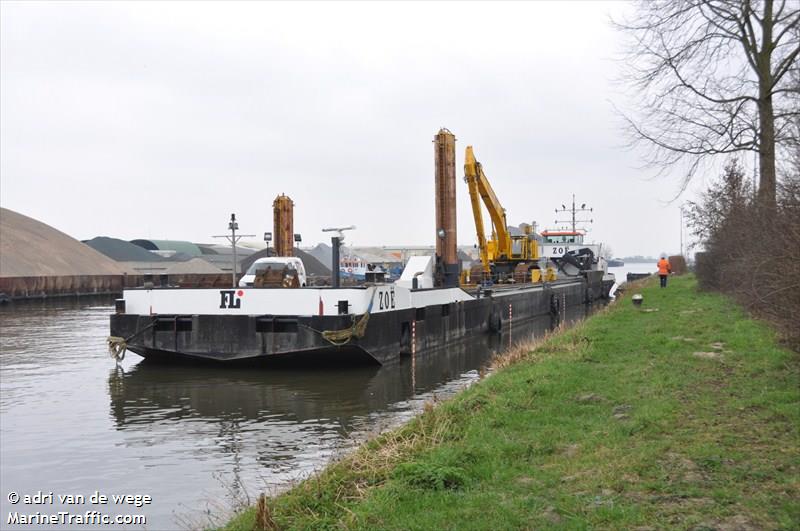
[320,289,378,346]
[321,313,371,346]
[107,336,127,361]
[107,319,157,362]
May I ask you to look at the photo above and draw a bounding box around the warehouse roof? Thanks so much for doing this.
[84,236,167,262]
[130,239,203,257]
[196,244,256,257]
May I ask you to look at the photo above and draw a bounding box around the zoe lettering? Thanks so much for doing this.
[378,289,396,311]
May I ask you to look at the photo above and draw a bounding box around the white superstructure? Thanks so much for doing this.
[123,255,471,317]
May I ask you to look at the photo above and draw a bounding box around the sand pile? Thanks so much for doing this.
[0,208,131,277]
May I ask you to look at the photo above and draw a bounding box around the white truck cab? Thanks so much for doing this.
[239,257,307,288]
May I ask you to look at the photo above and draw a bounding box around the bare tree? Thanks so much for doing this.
[615,0,800,209]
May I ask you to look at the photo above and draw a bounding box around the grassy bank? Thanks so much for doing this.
[223,275,799,530]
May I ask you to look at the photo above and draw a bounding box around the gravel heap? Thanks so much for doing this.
[0,208,131,277]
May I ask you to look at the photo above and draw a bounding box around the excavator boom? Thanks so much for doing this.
[464,146,511,265]
[464,148,490,272]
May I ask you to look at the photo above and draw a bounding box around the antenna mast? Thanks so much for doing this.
[554,194,593,233]
[212,213,256,287]
[322,225,356,288]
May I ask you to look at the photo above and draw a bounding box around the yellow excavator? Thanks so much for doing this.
[463,146,551,284]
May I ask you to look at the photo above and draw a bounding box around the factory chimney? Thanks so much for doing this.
[434,128,459,287]
[273,194,294,256]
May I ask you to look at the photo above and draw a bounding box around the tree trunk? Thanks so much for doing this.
[758,93,777,210]
[757,0,777,210]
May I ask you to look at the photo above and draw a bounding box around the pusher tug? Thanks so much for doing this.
[109,129,614,365]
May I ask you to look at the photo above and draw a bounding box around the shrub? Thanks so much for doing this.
[686,160,800,349]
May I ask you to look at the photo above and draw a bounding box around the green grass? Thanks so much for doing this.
[222,276,799,530]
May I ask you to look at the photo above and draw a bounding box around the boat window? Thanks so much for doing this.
[247,263,276,275]
[247,260,298,275]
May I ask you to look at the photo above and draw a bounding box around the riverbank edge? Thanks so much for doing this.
[221,275,799,530]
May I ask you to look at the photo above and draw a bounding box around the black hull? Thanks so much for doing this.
[110,278,613,365]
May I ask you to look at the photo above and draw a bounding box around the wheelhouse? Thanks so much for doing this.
[541,230,585,245]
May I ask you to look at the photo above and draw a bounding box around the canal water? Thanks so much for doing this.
[0,297,589,530]
[608,261,658,282]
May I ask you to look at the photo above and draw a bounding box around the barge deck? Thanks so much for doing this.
[110,273,613,365]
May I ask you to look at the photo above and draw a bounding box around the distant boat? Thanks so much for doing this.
[340,256,368,280]
[608,259,624,267]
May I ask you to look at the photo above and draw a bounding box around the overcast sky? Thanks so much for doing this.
[2,1,712,258]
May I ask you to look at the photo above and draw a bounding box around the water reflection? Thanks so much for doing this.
[107,331,511,432]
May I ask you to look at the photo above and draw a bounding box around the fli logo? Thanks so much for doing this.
[219,290,244,309]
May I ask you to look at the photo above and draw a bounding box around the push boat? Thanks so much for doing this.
[109,129,615,365]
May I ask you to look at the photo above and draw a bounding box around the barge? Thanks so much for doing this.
[110,257,612,364]
[109,129,614,364]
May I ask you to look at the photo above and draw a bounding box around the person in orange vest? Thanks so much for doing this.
[657,255,672,288]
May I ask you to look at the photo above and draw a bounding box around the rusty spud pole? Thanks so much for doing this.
[434,128,459,287]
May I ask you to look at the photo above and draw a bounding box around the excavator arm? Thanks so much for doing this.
[464,146,511,272]
[464,147,490,273]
